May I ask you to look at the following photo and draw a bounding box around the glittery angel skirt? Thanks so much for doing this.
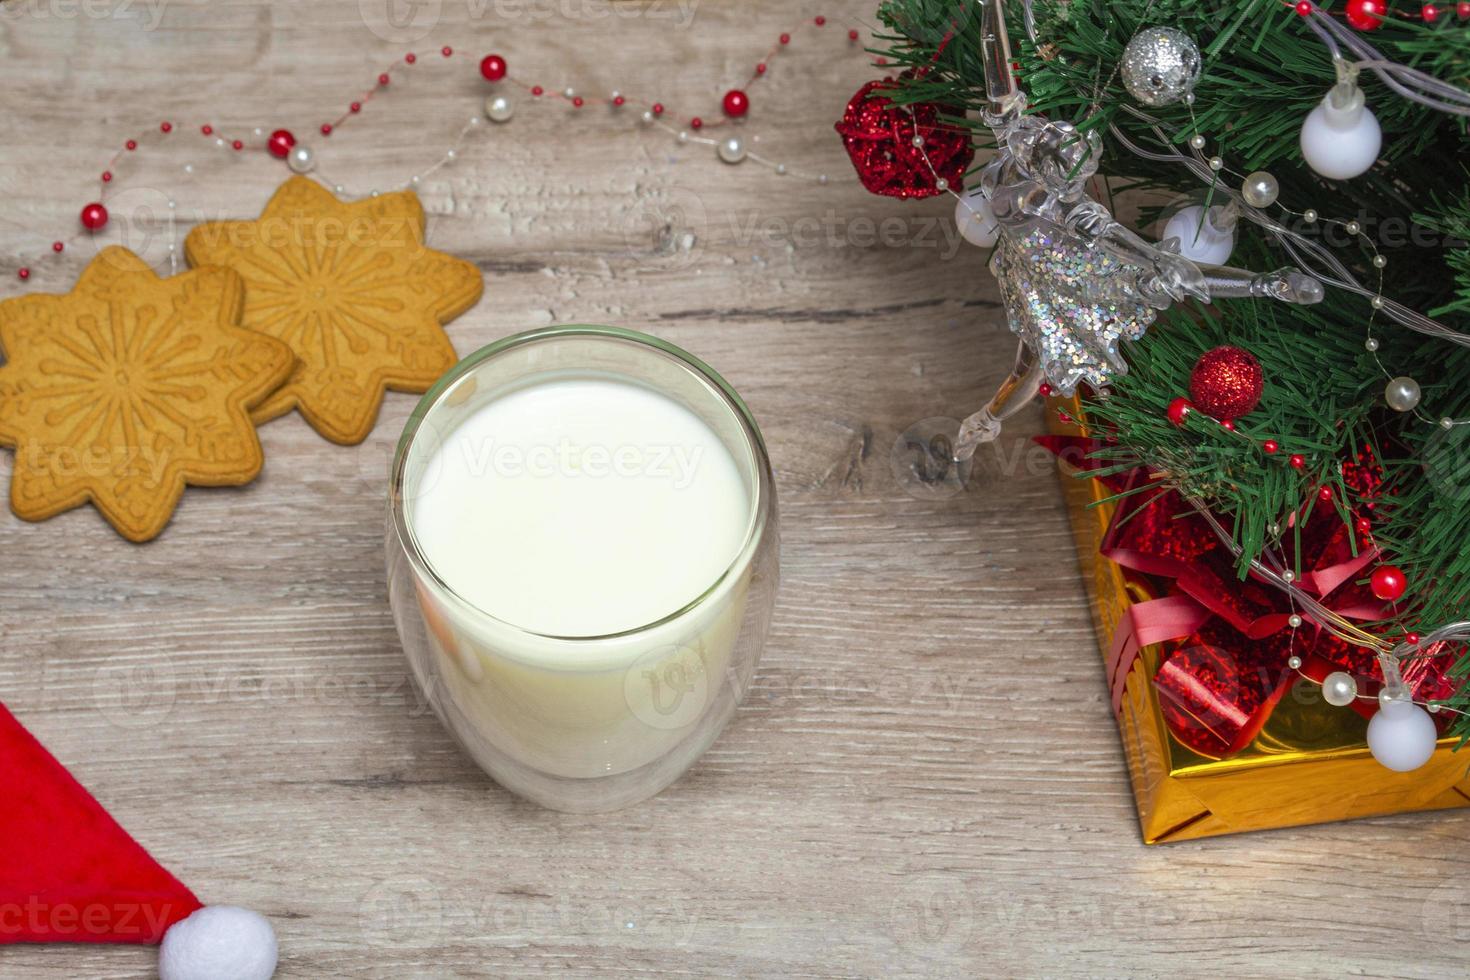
[990,225,1157,393]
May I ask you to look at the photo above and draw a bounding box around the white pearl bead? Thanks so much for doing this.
[1441,417,1456,430]
[1287,655,1303,669]
[167,199,177,210]
[1241,170,1279,208]
[333,185,345,195]
[911,135,925,148]
[409,175,420,185]
[1189,134,1206,150]
[1385,376,1421,412]
[563,87,575,99]
[1163,205,1234,265]
[1300,85,1381,180]
[818,174,829,185]
[369,190,380,198]
[1372,254,1387,268]
[1322,671,1358,707]
[934,177,947,191]
[1282,570,1295,583]
[610,90,621,101]
[1288,614,1303,628]
[183,163,194,175]
[252,127,265,138]
[1208,156,1223,171]
[215,137,226,149]
[641,110,654,124]
[469,115,481,126]
[716,136,746,164]
[1365,337,1379,352]
[1345,221,1361,235]
[775,163,788,175]
[677,131,689,143]
[445,149,457,162]
[1370,297,1384,310]
[485,94,514,123]
[1302,209,1318,223]
[286,144,315,174]
[1367,699,1438,771]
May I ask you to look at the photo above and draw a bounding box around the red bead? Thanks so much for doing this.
[849,29,860,40]
[572,96,584,107]
[378,72,391,86]
[815,15,826,25]
[350,102,362,113]
[613,95,626,107]
[1405,632,1421,645]
[1423,3,1441,20]
[441,45,453,57]
[1167,397,1193,427]
[756,63,768,74]
[267,129,296,158]
[160,121,172,133]
[80,202,108,230]
[690,116,703,129]
[480,54,507,81]
[1038,382,1054,397]
[1221,419,1236,432]
[125,139,137,151]
[1356,516,1372,533]
[1294,1,1313,15]
[722,89,749,117]
[51,241,63,253]
[233,140,244,150]
[320,123,333,136]
[17,268,29,281]
[1318,485,1333,502]
[1058,412,1073,425]
[779,32,791,44]
[1289,454,1306,469]
[651,102,664,115]
[1345,0,1387,28]
[405,52,416,64]
[101,171,113,183]
[1263,439,1279,454]
[201,124,213,135]
[531,85,544,96]
[1460,1,1470,17]
[1370,565,1407,601]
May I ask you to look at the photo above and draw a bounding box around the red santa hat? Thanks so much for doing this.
[0,702,277,979]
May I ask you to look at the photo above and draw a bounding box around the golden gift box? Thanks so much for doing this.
[1049,399,1470,844]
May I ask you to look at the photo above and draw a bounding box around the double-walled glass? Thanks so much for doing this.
[386,326,778,811]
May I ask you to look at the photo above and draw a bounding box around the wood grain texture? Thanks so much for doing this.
[1,2,1468,977]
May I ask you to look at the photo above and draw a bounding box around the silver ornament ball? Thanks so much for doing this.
[1241,170,1280,209]
[287,144,315,174]
[717,136,746,164]
[1322,671,1359,707]
[485,94,514,123]
[1121,27,1202,107]
[1385,376,1422,413]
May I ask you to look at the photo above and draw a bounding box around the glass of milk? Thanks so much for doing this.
[387,325,778,811]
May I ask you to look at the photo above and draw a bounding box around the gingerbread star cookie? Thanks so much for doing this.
[184,176,484,445]
[0,247,295,542]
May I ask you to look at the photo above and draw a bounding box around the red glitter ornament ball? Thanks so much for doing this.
[722,89,749,117]
[834,76,974,199]
[1370,565,1407,601]
[80,203,108,231]
[1345,0,1388,28]
[267,129,296,159]
[480,54,507,82]
[1189,346,1264,420]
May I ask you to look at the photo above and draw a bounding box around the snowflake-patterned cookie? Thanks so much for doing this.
[184,176,484,445]
[0,247,295,541]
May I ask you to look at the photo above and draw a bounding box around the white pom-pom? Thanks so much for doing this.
[159,906,277,980]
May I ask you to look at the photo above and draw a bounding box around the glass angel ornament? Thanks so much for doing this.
[895,0,1323,491]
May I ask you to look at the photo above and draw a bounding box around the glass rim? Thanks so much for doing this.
[389,324,772,644]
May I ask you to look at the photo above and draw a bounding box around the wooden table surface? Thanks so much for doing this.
[3,2,1468,977]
